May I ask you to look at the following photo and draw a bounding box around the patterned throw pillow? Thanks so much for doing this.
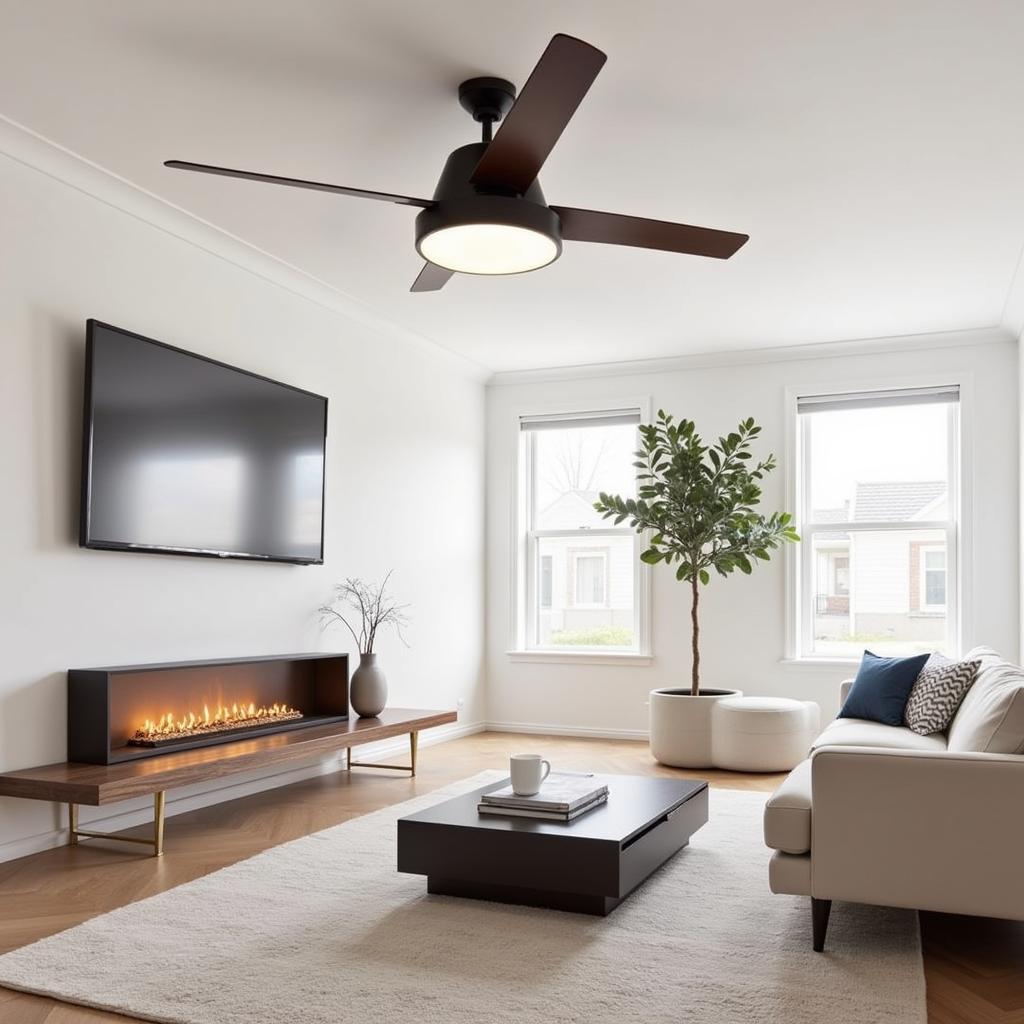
[904,658,981,735]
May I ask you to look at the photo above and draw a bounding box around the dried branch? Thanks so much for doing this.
[318,573,410,655]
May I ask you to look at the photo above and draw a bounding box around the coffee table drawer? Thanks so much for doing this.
[618,785,708,896]
[398,821,619,894]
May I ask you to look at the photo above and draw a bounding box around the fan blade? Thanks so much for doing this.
[164,161,432,208]
[552,206,749,260]
[410,262,454,292]
[470,34,606,193]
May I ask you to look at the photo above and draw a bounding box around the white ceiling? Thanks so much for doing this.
[3,1,1024,372]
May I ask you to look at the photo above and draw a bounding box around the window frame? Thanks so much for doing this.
[509,398,652,664]
[784,376,971,664]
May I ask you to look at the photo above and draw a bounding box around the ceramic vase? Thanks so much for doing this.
[350,652,387,718]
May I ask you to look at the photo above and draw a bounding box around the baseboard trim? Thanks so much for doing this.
[0,720,485,865]
[485,720,649,741]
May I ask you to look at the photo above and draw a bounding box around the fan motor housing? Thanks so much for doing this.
[415,143,563,274]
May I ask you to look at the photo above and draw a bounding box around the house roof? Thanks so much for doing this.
[811,481,945,538]
[538,489,605,529]
[852,481,945,521]
[810,505,851,542]
[812,505,849,525]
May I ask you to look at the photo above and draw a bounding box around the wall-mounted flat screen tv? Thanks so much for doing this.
[80,320,327,564]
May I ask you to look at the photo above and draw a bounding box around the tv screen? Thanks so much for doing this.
[80,320,327,564]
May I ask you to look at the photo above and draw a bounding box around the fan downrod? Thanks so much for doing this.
[458,77,516,141]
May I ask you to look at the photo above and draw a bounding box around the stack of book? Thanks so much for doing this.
[478,773,609,821]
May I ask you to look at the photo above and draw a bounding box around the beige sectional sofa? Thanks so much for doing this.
[763,646,1024,950]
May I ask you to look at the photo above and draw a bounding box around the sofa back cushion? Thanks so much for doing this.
[947,647,1024,754]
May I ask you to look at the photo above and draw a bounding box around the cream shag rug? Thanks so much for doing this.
[0,772,926,1024]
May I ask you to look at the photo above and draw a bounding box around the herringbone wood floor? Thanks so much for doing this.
[0,731,1021,1023]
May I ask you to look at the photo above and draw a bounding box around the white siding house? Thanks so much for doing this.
[536,491,634,646]
[814,482,947,649]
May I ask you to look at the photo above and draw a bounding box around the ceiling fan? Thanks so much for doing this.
[165,33,748,292]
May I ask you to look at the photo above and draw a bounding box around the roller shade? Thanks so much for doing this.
[797,385,959,415]
[519,408,641,431]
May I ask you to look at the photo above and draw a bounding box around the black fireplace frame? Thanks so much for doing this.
[68,653,349,765]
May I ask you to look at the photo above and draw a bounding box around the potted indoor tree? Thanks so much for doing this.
[595,412,799,767]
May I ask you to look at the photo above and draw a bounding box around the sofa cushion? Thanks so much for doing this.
[965,645,1002,660]
[811,717,948,753]
[904,657,981,735]
[947,652,1024,754]
[763,758,811,854]
[768,850,811,897]
[838,650,930,726]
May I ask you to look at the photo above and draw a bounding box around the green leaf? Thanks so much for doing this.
[699,569,710,585]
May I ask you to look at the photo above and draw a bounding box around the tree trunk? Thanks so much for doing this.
[690,572,700,696]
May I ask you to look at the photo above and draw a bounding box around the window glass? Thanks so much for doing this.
[534,535,634,648]
[809,529,948,658]
[532,424,636,531]
[799,395,957,659]
[808,403,948,524]
[521,414,642,653]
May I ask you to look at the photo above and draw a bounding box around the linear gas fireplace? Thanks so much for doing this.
[68,653,349,764]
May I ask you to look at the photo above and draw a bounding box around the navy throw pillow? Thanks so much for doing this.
[838,651,930,726]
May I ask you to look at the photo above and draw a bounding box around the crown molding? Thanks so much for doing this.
[486,325,1013,388]
[0,114,489,382]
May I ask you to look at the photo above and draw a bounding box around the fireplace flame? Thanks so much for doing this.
[130,701,303,746]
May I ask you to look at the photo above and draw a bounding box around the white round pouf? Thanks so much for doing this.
[711,696,820,772]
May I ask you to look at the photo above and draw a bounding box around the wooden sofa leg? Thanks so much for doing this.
[812,898,832,952]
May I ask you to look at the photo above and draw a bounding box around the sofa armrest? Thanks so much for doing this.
[810,746,1024,919]
[838,679,854,705]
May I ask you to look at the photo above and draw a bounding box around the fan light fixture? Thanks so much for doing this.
[164,34,750,294]
[418,222,559,275]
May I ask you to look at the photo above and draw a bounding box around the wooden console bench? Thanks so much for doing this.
[0,708,456,857]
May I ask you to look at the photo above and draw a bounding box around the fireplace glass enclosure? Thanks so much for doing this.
[68,653,349,764]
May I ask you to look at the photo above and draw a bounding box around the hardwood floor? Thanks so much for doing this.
[0,731,1020,1023]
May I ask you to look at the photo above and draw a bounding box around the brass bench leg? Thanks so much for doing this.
[67,790,166,857]
[153,791,166,857]
[347,730,419,775]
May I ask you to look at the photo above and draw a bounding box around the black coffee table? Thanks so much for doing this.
[397,774,708,916]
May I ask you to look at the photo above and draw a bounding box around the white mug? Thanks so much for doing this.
[510,753,551,796]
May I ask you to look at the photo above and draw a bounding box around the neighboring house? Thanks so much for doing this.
[536,489,634,645]
[813,481,947,644]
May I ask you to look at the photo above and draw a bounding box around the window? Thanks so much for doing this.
[572,551,608,606]
[920,547,946,611]
[794,385,960,659]
[516,408,647,654]
[833,556,850,596]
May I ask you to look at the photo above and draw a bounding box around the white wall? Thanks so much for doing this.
[486,336,1019,737]
[0,125,486,862]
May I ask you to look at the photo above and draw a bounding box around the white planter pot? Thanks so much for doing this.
[649,688,743,768]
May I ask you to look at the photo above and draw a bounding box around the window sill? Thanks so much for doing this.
[779,657,860,669]
[506,650,653,667]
